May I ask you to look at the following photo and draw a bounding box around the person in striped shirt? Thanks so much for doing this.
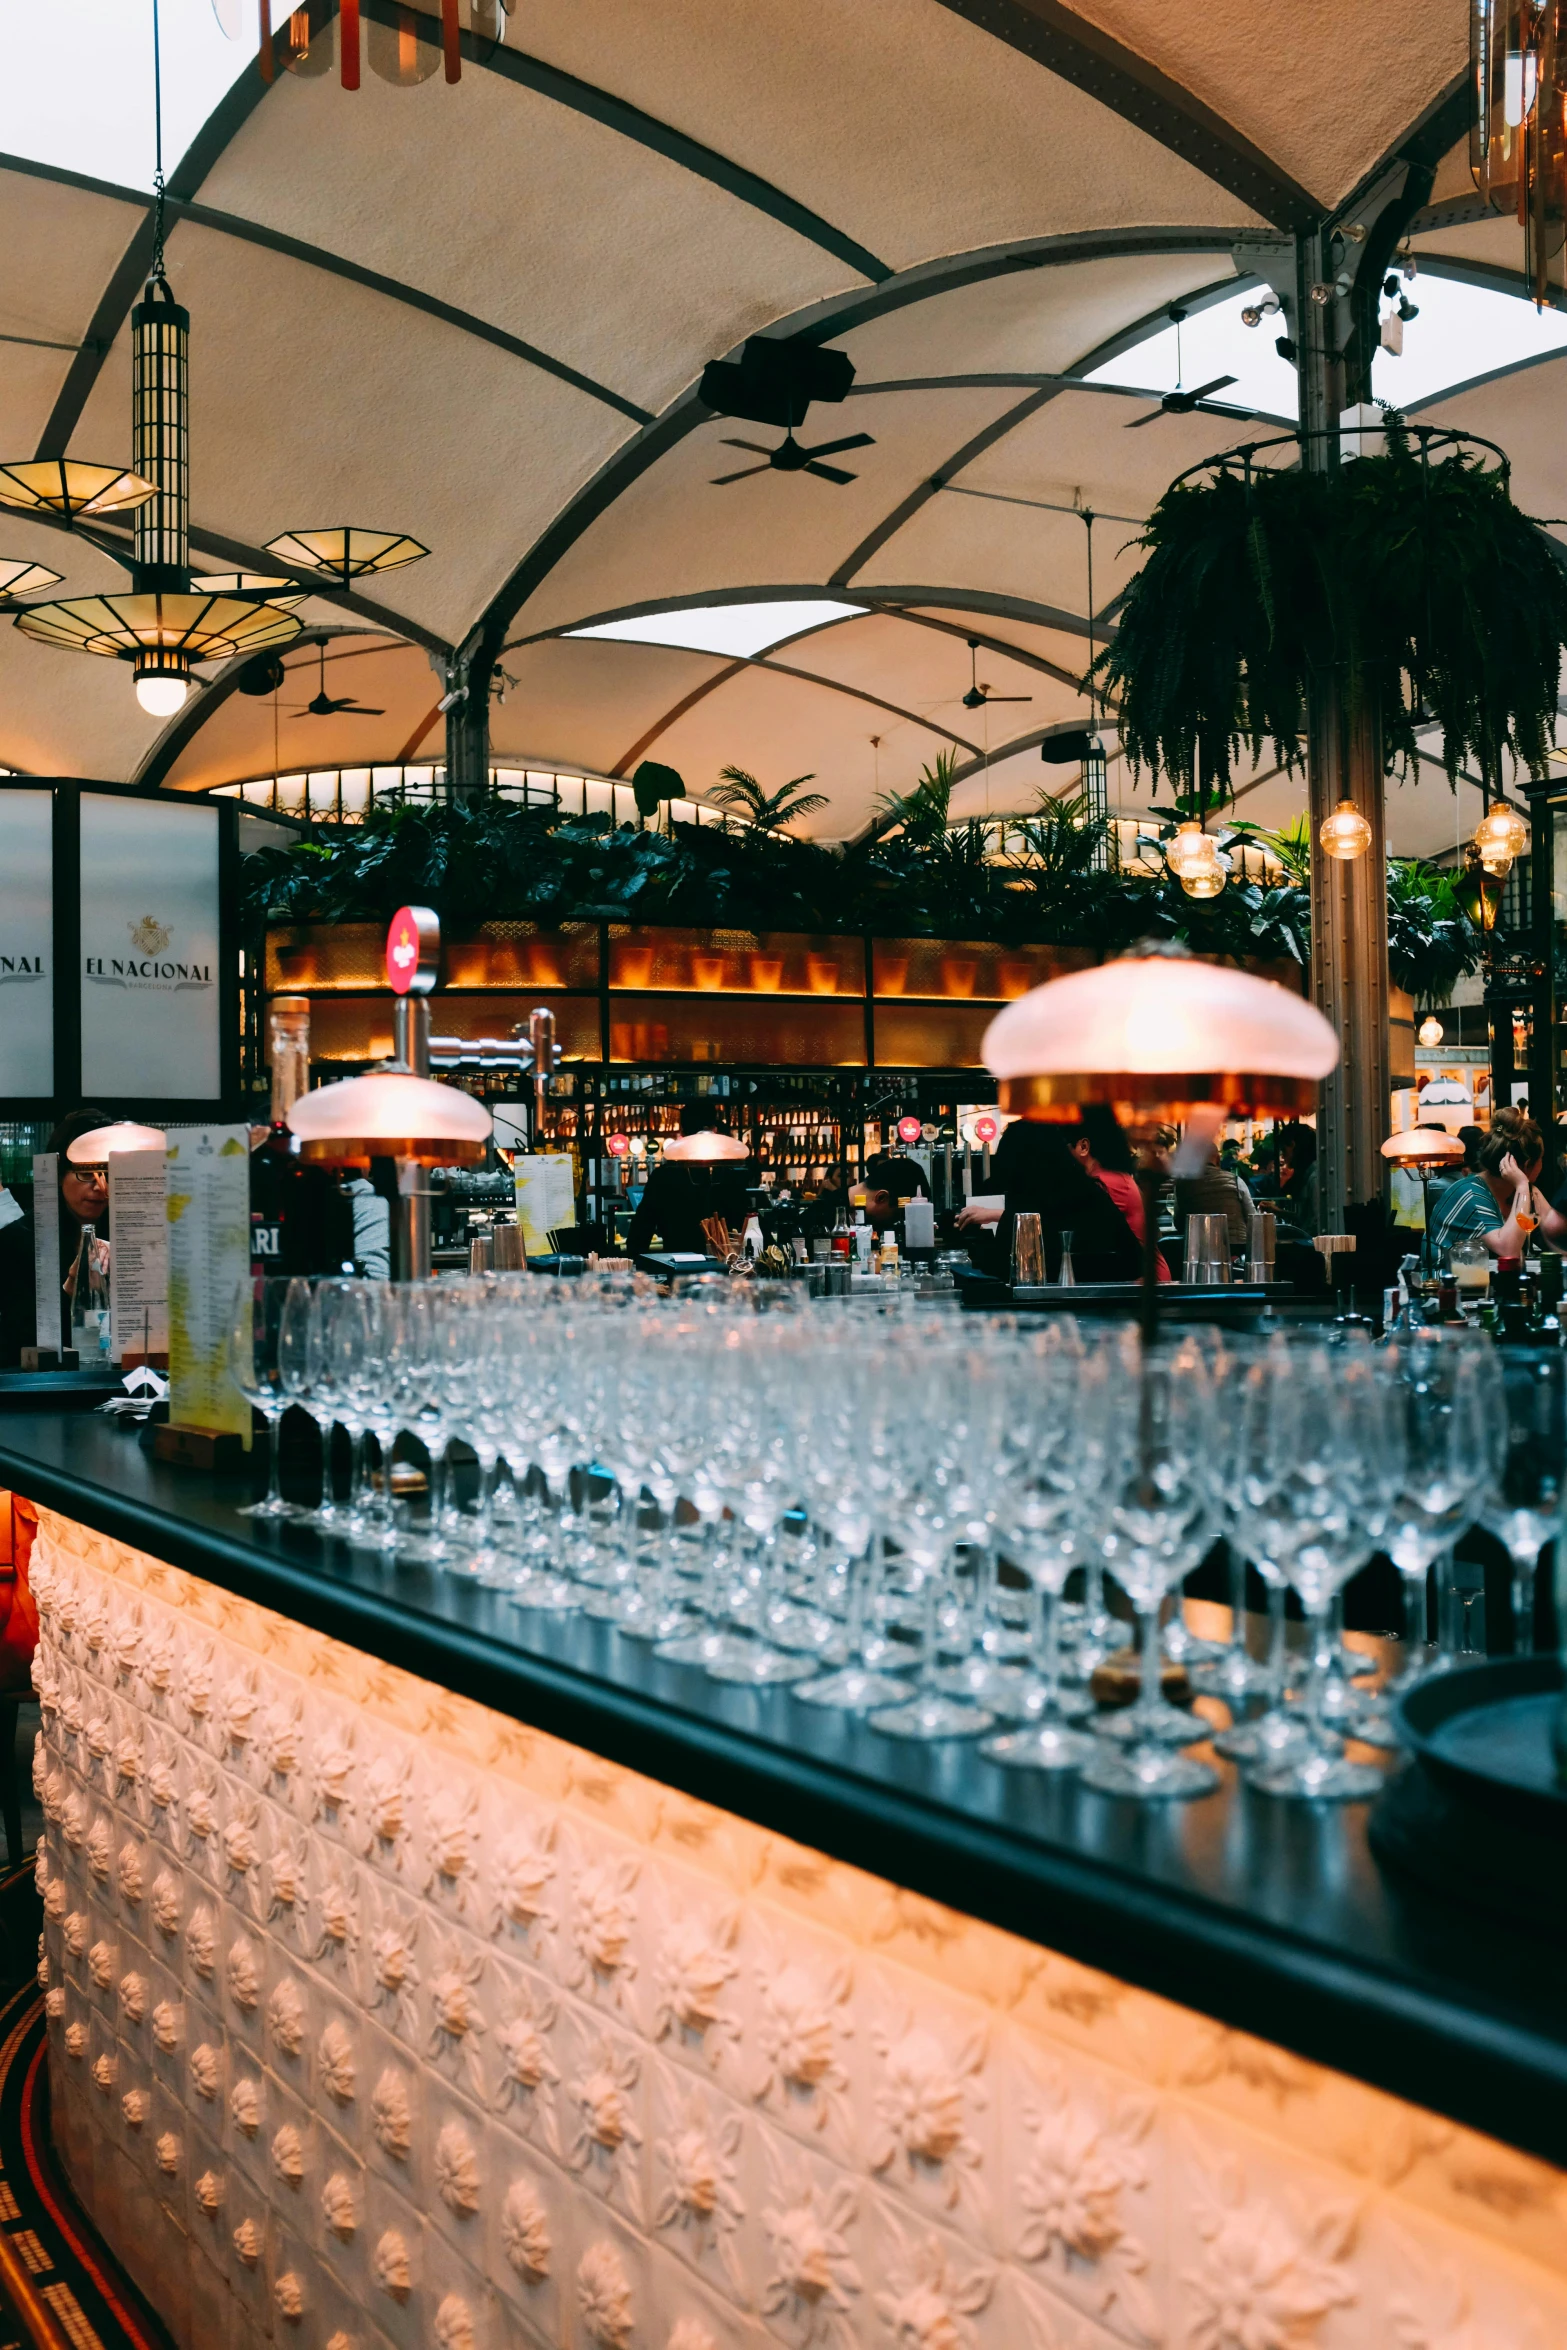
[1424,1111,1567,1272]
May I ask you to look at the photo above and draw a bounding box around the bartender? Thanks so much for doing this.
[0,1107,114,1367]
[627,1106,754,1257]
[861,1146,929,1230]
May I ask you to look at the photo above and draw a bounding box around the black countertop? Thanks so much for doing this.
[1,1408,1560,2165]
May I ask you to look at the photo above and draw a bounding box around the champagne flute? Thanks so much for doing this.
[228,1276,311,1520]
[1476,1348,1564,1655]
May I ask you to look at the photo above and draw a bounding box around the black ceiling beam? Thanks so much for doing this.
[927,0,1318,227]
[828,383,1064,586]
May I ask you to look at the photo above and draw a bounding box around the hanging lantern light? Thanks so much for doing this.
[1474,799,1529,874]
[0,560,61,602]
[1471,0,1567,306]
[263,527,429,587]
[0,459,154,524]
[1163,821,1228,898]
[1318,798,1373,860]
[1417,1014,1445,1047]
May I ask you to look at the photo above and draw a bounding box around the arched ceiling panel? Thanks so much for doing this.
[646,660,958,835]
[485,0,1263,267]
[197,70,861,417]
[1409,355,1567,517]
[769,608,1070,730]
[0,171,144,456]
[833,251,1238,384]
[488,637,730,774]
[159,638,440,795]
[1061,0,1466,208]
[65,219,634,645]
[505,385,1025,641]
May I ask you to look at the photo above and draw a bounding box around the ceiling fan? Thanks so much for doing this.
[1123,302,1244,428]
[960,638,1031,711]
[287,641,384,718]
[711,428,874,487]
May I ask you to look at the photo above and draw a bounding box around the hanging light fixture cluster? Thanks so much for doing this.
[1473,797,1530,874]
[1471,0,1567,305]
[1163,820,1228,899]
[0,7,428,721]
[253,0,511,90]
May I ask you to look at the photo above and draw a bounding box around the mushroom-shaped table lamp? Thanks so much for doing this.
[1381,1126,1465,1246]
[660,1130,750,1163]
[983,941,1339,1340]
[288,1072,493,1279]
[65,1121,168,1168]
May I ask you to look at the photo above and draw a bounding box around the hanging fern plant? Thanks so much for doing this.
[1099,419,1567,799]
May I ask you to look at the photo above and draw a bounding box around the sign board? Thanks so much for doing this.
[0,794,52,1096]
[514,1154,577,1255]
[605,1133,630,1158]
[386,904,441,995]
[80,796,221,1100]
[109,1148,169,1363]
[165,1126,252,1436]
[896,1115,923,1144]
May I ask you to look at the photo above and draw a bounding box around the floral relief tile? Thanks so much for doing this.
[1165,2114,1362,2350]
[754,2119,867,2350]
[852,1961,994,2244]
[647,2052,750,2302]
[314,1982,368,2154]
[224,2047,272,2189]
[644,1863,743,2087]
[1367,2211,1567,2350]
[998,2033,1165,2349]
[313,2117,369,2299]
[363,2017,429,2202]
[362,2170,432,2350]
[486,1947,564,2156]
[359,1872,424,2049]
[556,1995,647,2229]
[742,1904,857,2164]
[421,2076,490,2265]
[481,1797,560,1967]
[482,2124,566,2339]
[426,1921,492,2104]
[422,2234,501,2350]
[560,1820,643,2027]
[552,2178,653,2350]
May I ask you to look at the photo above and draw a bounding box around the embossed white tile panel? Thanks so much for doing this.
[28,1507,1567,2350]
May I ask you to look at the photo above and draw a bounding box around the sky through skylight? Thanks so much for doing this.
[567,601,865,659]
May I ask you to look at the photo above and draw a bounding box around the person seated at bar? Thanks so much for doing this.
[958,1116,1141,1282]
[1070,1105,1171,1280]
[627,1104,754,1257]
[0,1107,114,1367]
[801,1162,853,1239]
[1426,1109,1567,1270]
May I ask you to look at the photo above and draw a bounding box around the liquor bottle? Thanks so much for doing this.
[70,1222,111,1363]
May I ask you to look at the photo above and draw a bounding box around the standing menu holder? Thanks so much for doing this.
[109,1149,169,1368]
[31,1153,61,1359]
[157,1126,252,1467]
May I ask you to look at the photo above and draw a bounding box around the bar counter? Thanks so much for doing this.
[9,1407,1567,2350]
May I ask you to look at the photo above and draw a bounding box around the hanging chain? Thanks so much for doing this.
[1084,508,1097,729]
[150,0,167,281]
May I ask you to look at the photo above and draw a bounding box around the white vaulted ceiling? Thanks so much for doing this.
[3,0,1562,854]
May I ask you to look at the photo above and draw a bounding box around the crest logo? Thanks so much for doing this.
[129,915,171,956]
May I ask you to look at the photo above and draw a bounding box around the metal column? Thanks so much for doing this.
[1296,223,1392,1230]
[1528,783,1560,1173]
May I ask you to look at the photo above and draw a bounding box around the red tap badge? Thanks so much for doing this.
[385,905,440,995]
[896,1115,923,1144]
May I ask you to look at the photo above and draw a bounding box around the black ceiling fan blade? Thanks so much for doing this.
[798,433,874,459]
[711,463,771,485]
[1193,399,1254,421]
[719,438,774,454]
[803,461,857,484]
[1188,374,1237,400]
[338,703,385,716]
[983,693,1032,703]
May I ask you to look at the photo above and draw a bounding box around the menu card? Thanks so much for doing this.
[165,1126,252,1437]
[109,1149,169,1365]
[514,1154,577,1255]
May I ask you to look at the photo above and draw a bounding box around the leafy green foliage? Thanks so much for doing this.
[708,765,831,831]
[631,759,686,818]
[241,788,1474,995]
[1100,427,1567,796]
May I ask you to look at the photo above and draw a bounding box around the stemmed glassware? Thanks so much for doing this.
[1476,1347,1564,1656]
[228,1276,312,1520]
[1082,1342,1220,1799]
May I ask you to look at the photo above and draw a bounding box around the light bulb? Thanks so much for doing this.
[1417,1016,1444,1047]
[1318,797,1373,859]
[134,671,189,717]
[1474,801,1528,872]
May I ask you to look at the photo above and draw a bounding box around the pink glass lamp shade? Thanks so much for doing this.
[982,942,1339,1122]
[660,1130,749,1162]
[287,1072,492,1166]
[1381,1128,1466,1174]
[66,1121,168,1166]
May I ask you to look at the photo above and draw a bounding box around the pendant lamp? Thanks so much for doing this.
[661,1131,750,1162]
[1163,822,1228,898]
[1318,799,1373,860]
[1474,800,1529,874]
[65,1121,168,1167]
[288,1071,492,1167]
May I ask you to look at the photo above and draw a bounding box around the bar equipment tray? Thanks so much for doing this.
[1370,1656,1567,1934]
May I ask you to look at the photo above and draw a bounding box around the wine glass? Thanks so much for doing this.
[1082,1343,1219,1799]
[1245,1347,1399,1800]
[228,1276,311,1520]
[1476,1348,1565,1655]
